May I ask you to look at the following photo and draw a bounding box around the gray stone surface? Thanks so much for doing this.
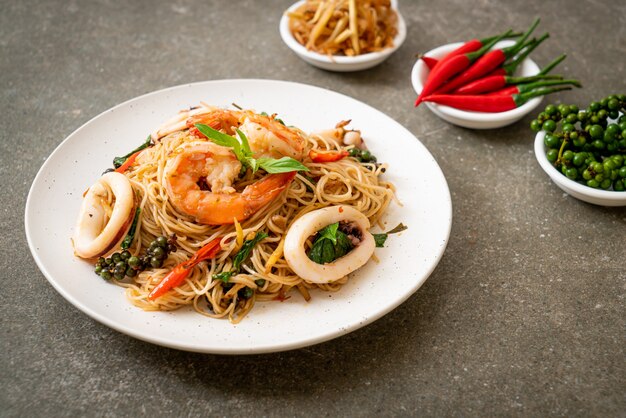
[2,0,625,416]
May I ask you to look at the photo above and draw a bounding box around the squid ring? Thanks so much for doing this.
[73,172,134,259]
[284,205,375,284]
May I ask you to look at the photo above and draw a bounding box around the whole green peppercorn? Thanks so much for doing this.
[545,104,557,116]
[542,120,557,132]
[589,125,604,139]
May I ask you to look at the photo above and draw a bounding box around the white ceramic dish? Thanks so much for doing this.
[279,0,406,72]
[25,79,452,354]
[411,40,543,129]
[534,131,626,206]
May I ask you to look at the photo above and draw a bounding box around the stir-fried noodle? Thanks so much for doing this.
[75,104,395,323]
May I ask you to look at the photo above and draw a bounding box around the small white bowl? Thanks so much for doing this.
[411,40,543,129]
[534,131,626,206]
[279,0,407,72]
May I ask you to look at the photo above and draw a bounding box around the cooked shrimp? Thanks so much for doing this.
[165,140,242,196]
[157,106,306,159]
[163,141,296,225]
[189,109,305,160]
[186,109,242,137]
[73,172,135,259]
[284,205,375,283]
[238,112,305,160]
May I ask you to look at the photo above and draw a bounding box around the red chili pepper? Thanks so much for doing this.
[423,86,573,113]
[115,150,142,173]
[423,40,481,81]
[486,79,581,96]
[309,149,349,163]
[423,30,519,85]
[414,30,513,107]
[454,74,561,95]
[487,86,519,96]
[483,68,507,78]
[436,19,541,95]
[453,76,508,95]
[147,237,222,301]
[419,55,438,71]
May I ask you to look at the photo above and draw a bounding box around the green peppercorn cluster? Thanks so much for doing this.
[348,147,386,172]
[95,235,177,280]
[348,147,377,163]
[530,94,626,190]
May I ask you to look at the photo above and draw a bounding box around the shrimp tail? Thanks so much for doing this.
[194,172,296,225]
[240,172,296,220]
[242,172,297,208]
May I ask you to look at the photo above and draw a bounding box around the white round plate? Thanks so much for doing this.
[25,79,452,354]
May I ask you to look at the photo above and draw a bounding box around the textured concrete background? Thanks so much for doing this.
[2,0,625,416]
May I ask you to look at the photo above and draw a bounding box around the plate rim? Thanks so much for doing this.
[25,78,452,354]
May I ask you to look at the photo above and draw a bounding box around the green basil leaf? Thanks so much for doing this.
[321,239,336,263]
[386,223,408,234]
[306,241,322,263]
[113,156,126,169]
[196,123,307,175]
[258,156,310,173]
[247,158,260,173]
[318,222,338,245]
[371,223,408,248]
[235,128,253,157]
[212,232,268,283]
[232,231,268,271]
[113,135,152,168]
[195,123,251,167]
[121,207,141,250]
[195,123,238,148]
[335,230,354,256]
[307,226,354,264]
[308,238,335,264]
[372,233,388,248]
